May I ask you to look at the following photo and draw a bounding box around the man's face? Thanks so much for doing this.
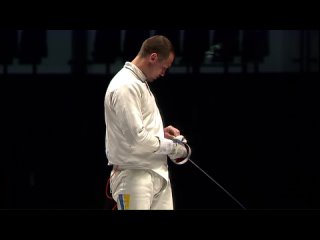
[148,52,174,82]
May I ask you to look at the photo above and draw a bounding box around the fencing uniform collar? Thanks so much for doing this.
[124,62,147,83]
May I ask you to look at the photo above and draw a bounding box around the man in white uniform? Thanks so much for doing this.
[104,35,190,210]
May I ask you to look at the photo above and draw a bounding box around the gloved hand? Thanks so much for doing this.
[154,135,191,165]
[172,135,187,144]
[169,135,191,165]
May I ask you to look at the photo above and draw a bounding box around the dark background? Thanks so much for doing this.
[1,30,320,210]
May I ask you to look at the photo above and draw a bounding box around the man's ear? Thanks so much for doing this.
[150,53,158,62]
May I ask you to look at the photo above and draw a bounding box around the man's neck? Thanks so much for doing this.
[132,56,148,79]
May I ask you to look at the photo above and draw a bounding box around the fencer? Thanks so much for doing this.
[104,35,191,210]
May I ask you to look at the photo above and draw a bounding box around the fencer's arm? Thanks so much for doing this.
[154,135,191,165]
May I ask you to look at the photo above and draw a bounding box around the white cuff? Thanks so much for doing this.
[154,137,175,155]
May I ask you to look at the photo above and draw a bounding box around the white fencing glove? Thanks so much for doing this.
[172,135,187,144]
[170,135,191,165]
[154,135,191,165]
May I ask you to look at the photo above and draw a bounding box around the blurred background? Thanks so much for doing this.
[1,29,319,209]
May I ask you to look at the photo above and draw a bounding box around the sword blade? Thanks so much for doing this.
[188,158,246,210]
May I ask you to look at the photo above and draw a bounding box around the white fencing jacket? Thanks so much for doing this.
[104,62,169,181]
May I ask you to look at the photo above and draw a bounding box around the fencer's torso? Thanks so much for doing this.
[104,62,169,180]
